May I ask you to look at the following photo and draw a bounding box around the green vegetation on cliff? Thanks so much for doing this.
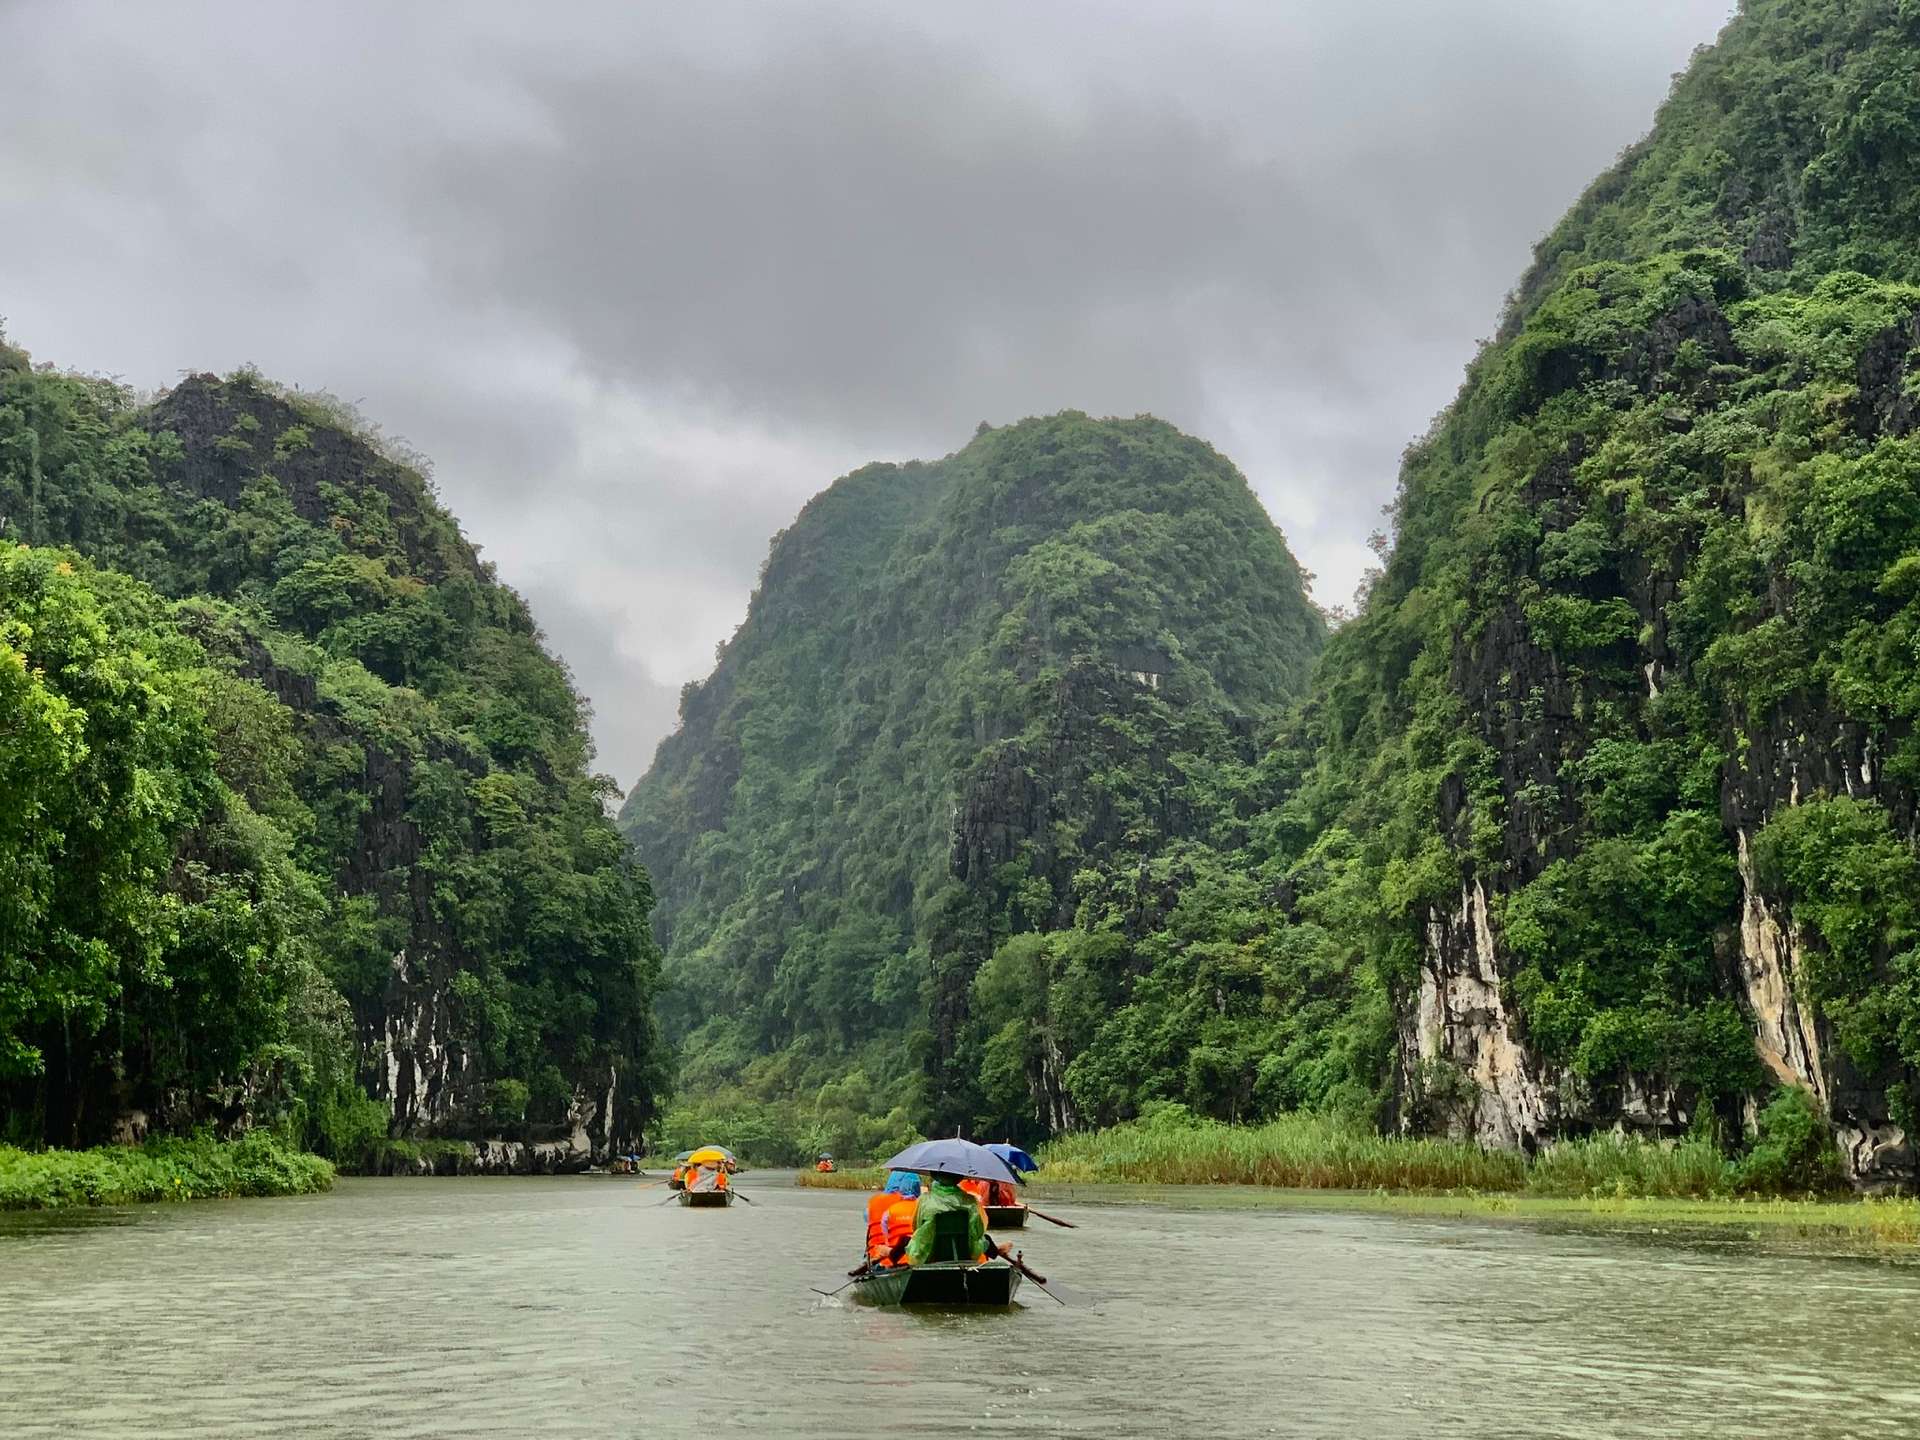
[632,0,1920,1189]
[0,344,663,1159]
[1240,0,1920,1175]
[622,413,1325,1150]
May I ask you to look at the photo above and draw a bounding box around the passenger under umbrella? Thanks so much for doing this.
[863,1170,921,1267]
[958,1176,1019,1211]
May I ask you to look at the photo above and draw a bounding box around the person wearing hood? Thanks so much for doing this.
[897,1174,993,1267]
[864,1170,921,1267]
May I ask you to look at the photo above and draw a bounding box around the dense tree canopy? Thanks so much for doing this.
[0,342,662,1155]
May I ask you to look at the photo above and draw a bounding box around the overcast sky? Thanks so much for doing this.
[0,0,1734,789]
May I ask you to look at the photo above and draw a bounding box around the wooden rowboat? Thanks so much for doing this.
[680,1188,733,1207]
[985,1204,1027,1230]
[848,1259,1022,1307]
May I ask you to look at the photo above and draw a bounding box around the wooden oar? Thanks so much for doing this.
[1023,1205,1076,1229]
[654,1190,684,1206]
[811,1262,872,1299]
[988,1240,1064,1305]
[730,1190,755,1205]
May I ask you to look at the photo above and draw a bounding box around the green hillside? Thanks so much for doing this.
[621,414,1325,1155]
[1260,0,1920,1184]
[0,349,663,1162]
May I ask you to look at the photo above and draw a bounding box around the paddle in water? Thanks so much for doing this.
[811,1262,871,1299]
[1023,1205,1077,1229]
[987,1240,1065,1305]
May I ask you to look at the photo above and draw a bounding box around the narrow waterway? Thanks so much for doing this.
[3,1174,1917,1438]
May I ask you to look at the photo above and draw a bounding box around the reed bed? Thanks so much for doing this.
[1523,1132,1735,1199]
[792,1167,887,1191]
[1034,1116,1859,1201]
[1037,1114,1528,1192]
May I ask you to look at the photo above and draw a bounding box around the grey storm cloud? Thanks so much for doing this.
[0,0,1735,788]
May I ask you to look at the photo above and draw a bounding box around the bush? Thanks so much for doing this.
[304,1086,394,1169]
[1734,1087,1845,1195]
[0,1133,334,1210]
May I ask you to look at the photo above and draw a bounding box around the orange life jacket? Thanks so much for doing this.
[864,1193,894,1261]
[865,1193,921,1264]
[882,1197,919,1263]
[816,1159,833,1172]
[957,1178,991,1224]
[990,1180,1019,1208]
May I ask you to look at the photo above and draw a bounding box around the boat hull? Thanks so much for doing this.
[985,1205,1027,1230]
[849,1260,1022,1307]
[680,1189,733,1207]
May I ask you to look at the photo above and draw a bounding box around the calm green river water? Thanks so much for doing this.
[3,1174,1918,1438]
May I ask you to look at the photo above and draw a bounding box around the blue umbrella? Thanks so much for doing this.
[882,1138,1021,1183]
[985,1142,1038,1175]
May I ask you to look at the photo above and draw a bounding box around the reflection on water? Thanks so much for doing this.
[3,1175,1918,1438]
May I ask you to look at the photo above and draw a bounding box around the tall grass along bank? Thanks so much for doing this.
[1033,1099,1854,1201]
[0,1134,334,1210]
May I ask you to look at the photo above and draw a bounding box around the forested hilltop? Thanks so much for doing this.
[635,0,1920,1187]
[0,346,663,1166]
[621,415,1326,1156]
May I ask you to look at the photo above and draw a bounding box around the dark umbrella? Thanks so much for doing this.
[882,1138,1022,1183]
[984,1142,1039,1175]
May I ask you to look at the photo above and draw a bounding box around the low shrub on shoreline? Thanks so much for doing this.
[0,1133,335,1210]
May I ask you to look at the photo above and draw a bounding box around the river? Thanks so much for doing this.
[3,1174,1917,1438]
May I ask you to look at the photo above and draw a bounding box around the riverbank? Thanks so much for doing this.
[1038,1182,1920,1247]
[0,1134,334,1210]
[789,1110,1917,1248]
[793,1167,1920,1249]
[792,1110,1834,1200]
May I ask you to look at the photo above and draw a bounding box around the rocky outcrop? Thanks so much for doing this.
[1402,880,1554,1151]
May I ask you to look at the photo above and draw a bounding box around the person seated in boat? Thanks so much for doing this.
[896,1175,995,1267]
[957,1176,1017,1215]
[864,1171,921,1267]
[816,1153,835,1173]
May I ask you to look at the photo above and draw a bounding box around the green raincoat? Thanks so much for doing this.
[904,1177,988,1265]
